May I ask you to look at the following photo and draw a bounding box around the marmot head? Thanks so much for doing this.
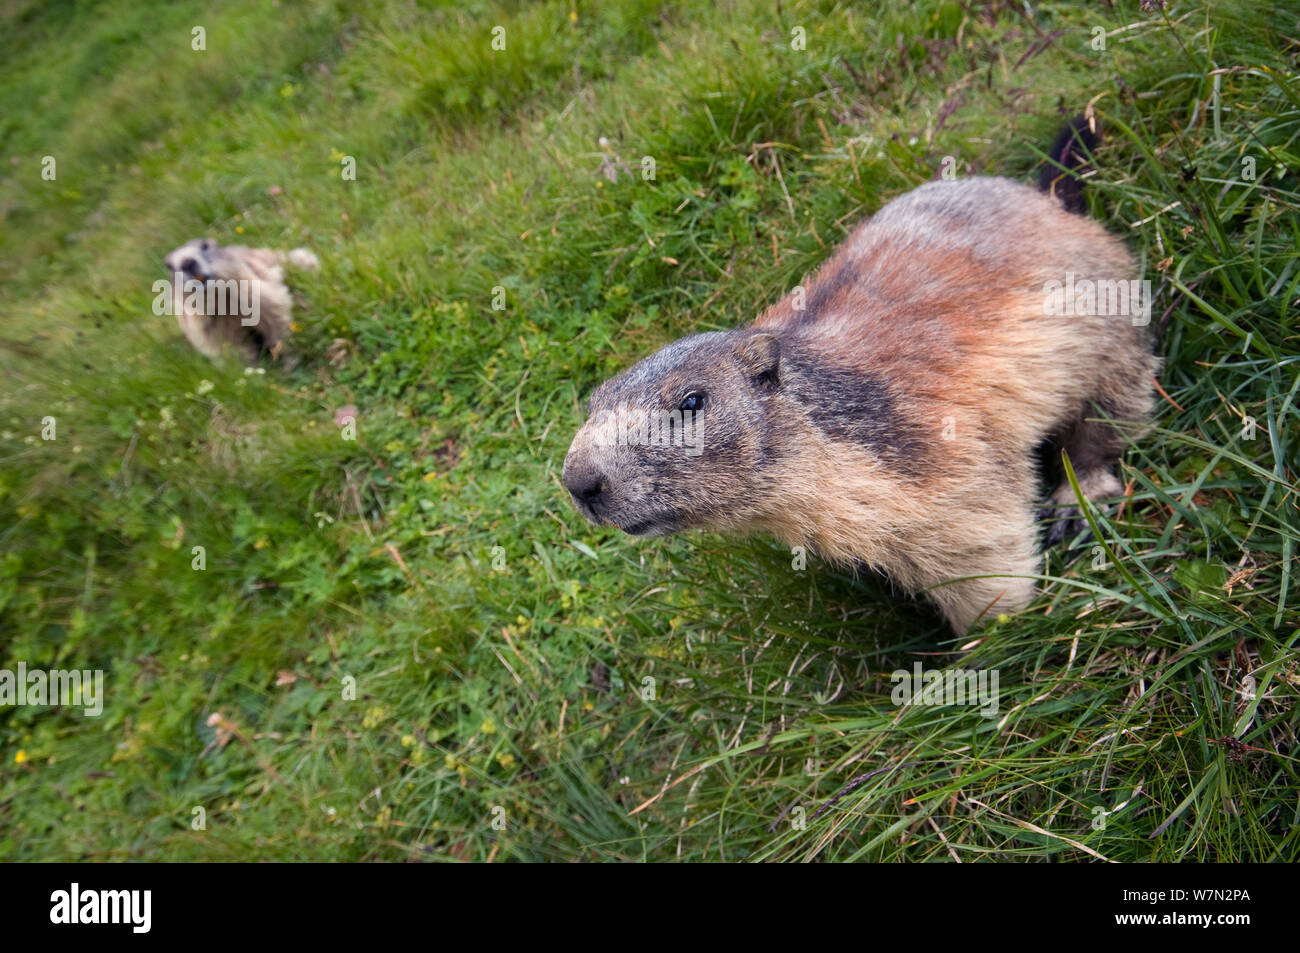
[562,330,785,536]
[164,238,222,282]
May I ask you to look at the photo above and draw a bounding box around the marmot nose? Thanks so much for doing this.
[180,257,197,274]
[563,460,606,508]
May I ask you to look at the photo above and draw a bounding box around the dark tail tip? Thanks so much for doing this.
[1039,115,1099,215]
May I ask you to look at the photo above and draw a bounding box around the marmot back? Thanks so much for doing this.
[562,124,1160,634]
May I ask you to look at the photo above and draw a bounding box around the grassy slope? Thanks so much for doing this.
[0,0,1296,861]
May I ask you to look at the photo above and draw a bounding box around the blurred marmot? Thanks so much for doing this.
[162,238,318,364]
[562,120,1160,634]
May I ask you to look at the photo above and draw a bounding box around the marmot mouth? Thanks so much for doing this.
[622,515,677,537]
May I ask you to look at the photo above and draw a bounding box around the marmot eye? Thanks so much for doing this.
[200,240,211,252]
[680,392,706,413]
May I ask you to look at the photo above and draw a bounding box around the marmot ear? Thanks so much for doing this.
[734,332,780,388]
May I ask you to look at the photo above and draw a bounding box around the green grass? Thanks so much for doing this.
[1,0,1296,861]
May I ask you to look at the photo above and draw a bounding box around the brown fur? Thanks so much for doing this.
[562,171,1160,634]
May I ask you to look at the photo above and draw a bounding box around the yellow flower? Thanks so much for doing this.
[480,718,496,735]
[235,226,244,234]
[14,749,27,764]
